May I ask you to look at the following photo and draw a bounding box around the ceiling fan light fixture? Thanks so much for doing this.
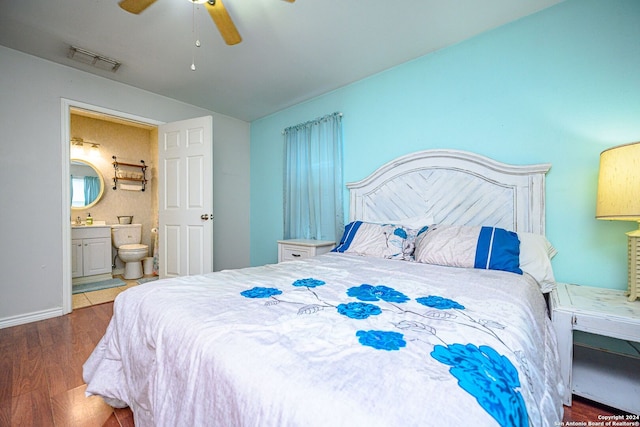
[120,0,293,48]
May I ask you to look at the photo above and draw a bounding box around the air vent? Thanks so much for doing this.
[68,45,122,72]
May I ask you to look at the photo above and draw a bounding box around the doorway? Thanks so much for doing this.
[61,99,163,314]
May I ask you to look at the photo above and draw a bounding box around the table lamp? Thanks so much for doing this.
[596,141,640,302]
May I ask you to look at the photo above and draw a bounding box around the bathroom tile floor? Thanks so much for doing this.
[72,275,142,309]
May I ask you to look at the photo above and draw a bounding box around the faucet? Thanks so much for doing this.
[75,216,82,225]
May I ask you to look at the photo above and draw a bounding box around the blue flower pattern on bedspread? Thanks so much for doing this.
[292,278,326,288]
[416,295,465,310]
[356,330,406,351]
[240,287,283,298]
[337,302,382,319]
[240,279,528,425]
[347,284,410,303]
[431,343,528,427]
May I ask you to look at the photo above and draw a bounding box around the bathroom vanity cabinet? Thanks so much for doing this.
[72,225,113,284]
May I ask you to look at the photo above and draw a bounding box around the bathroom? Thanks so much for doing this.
[70,107,158,295]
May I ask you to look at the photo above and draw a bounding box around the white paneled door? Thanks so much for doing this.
[158,116,213,279]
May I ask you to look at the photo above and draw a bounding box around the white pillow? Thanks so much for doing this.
[413,224,522,274]
[518,232,557,293]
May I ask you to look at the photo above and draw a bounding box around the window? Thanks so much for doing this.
[71,176,86,207]
[283,112,344,242]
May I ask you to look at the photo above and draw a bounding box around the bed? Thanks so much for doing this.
[83,149,564,426]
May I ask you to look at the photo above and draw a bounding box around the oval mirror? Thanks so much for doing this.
[70,158,105,210]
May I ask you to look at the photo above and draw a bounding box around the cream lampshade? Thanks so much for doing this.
[596,141,640,302]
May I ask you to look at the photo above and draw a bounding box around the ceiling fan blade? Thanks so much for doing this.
[118,0,157,14]
[205,0,242,46]
[282,0,295,2]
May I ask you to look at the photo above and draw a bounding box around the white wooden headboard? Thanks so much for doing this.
[347,150,551,234]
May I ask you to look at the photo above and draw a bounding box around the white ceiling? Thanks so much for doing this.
[0,0,562,122]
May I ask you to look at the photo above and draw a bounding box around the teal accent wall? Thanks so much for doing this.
[250,0,640,290]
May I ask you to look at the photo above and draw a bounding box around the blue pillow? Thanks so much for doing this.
[333,221,364,253]
[474,226,522,274]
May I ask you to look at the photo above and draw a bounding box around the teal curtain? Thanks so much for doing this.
[70,175,74,202]
[283,112,344,242]
[84,176,100,204]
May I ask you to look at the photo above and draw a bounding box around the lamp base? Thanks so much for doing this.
[627,231,640,302]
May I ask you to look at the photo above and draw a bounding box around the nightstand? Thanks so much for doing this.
[550,283,640,414]
[277,239,335,263]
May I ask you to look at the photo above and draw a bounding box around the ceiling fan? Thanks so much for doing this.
[118,0,295,46]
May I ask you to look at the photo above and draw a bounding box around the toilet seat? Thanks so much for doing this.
[120,243,148,252]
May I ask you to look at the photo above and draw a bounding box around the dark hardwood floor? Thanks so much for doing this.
[0,302,134,426]
[0,302,628,426]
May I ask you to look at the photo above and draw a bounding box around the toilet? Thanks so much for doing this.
[111,224,149,280]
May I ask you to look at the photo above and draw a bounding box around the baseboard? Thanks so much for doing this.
[0,307,63,329]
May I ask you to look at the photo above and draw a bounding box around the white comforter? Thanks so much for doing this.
[84,253,563,426]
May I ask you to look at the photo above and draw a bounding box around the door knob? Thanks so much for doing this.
[201,214,209,220]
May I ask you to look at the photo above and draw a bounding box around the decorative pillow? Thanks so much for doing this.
[518,232,557,293]
[332,221,423,260]
[386,214,434,230]
[414,224,522,274]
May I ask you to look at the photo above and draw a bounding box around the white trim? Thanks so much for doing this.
[60,98,163,314]
[0,307,64,329]
[63,99,164,127]
[347,149,551,234]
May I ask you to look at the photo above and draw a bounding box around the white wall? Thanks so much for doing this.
[0,46,250,327]
[212,114,251,271]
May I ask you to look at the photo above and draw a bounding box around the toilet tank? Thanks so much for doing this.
[111,224,142,248]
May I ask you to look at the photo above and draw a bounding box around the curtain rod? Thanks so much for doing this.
[282,112,342,135]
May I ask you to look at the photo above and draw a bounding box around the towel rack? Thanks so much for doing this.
[112,156,147,191]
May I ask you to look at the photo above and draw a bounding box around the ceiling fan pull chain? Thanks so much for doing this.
[194,2,201,48]
[191,1,200,71]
